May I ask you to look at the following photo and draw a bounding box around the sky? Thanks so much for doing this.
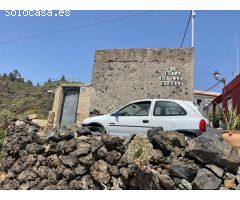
[0,10,239,92]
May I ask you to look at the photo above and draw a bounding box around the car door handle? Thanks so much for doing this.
[142,120,149,123]
[109,122,115,125]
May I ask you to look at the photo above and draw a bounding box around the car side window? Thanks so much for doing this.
[118,101,151,116]
[154,101,187,116]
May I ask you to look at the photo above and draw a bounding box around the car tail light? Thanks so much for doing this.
[199,119,206,132]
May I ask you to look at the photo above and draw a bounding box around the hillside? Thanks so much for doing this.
[0,78,55,128]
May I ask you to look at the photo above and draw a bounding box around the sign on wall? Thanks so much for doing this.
[159,67,184,86]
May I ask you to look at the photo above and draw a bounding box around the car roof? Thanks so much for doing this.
[130,99,192,103]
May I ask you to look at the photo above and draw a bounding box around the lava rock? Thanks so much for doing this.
[150,149,165,165]
[180,179,192,190]
[170,164,197,182]
[75,165,88,176]
[90,160,110,184]
[192,168,222,190]
[19,182,30,190]
[45,154,60,168]
[105,150,122,165]
[35,179,50,190]
[63,169,77,181]
[88,138,103,152]
[97,146,108,159]
[57,138,77,154]
[59,155,78,168]
[147,127,164,142]
[79,153,95,166]
[111,177,126,190]
[37,166,50,179]
[58,127,75,140]
[44,185,58,190]
[120,167,129,179]
[1,156,15,172]
[57,179,69,190]
[48,170,58,185]
[26,154,37,166]
[103,137,124,151]
[205,164,224,178]
[56,165,67,180]
[69,180,83,190]
[46,131,60,142]
[136,167,162,190]
[186,132,240,173]
[109,165,121,177]
[76,127,92,136]
[26,143,45,154]
[72,142,91,157]
[80,175,94,190]
[158,174,175,189]
[151,131,186,155]
[11,159,28,174]
[44,141,58,156]
[1,179,20,190]
[18,168,38,184]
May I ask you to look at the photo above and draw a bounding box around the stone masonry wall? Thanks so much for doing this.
[91,48,194,114]
[1,117,240,190]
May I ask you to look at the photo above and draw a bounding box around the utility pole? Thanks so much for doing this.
[191,10,196,48]
[236,33,239,77]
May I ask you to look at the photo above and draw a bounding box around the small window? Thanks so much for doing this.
[154,101,187,116]
[227,96,232,108]
[118,101,151,116]
[197,99,202,105]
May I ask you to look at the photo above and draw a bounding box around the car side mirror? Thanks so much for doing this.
[111,111,119,117]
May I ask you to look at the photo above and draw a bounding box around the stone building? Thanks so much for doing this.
[51,83,93,128]
[193,90,220,116]
[51,48,194,128]
[90,48,194,114]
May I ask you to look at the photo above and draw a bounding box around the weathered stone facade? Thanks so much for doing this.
[51,83,93,128]
[91,48,194,114]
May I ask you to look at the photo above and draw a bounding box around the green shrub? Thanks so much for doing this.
[12,96,37,107]
[208,108,222,128]
[222,105,240,130]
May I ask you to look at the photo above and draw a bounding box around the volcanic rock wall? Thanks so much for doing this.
[91,48,194,114]
[1,117,240,190]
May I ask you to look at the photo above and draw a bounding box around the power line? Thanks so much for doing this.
[180,11,192,47]
[194,71,233,75]
[0,11,154,46]
[197,81,221,94]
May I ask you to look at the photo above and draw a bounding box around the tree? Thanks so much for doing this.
[8,72,16,81]
[18,77,25,83]
[2,73,7,79]
[61,75,66,81]
[26,80,33,86]
[47,78,52,83]
[36,83,40,87]
[12,70,21,80]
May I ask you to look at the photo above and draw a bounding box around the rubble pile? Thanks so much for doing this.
[0,117,240,190]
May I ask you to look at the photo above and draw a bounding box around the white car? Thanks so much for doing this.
[82,99,208,137]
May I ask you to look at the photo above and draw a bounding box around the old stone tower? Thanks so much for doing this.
[90,48,194,114]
